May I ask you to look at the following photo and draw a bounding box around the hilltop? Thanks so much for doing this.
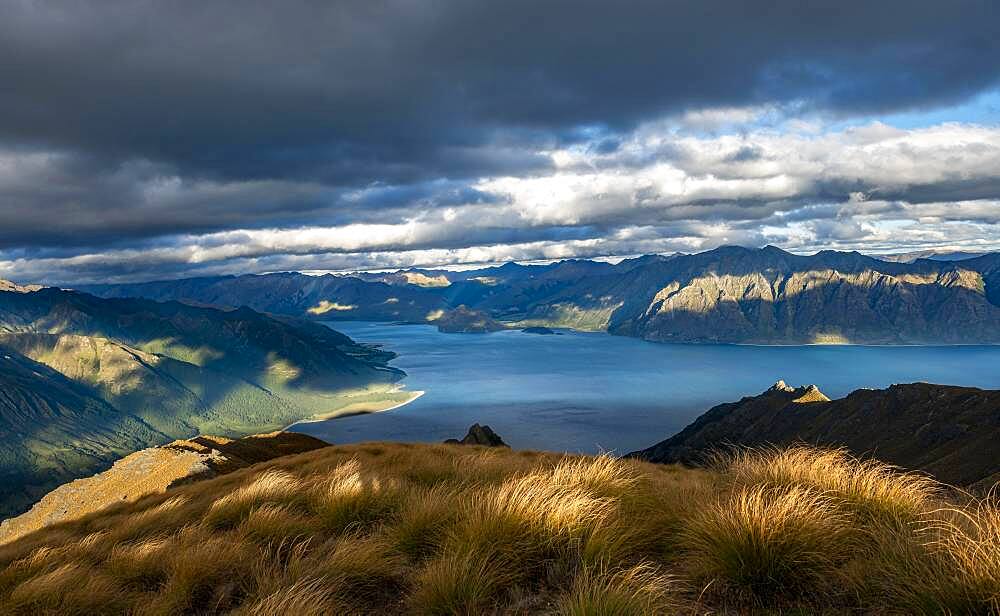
[82,245,1000,344]
[0,441,996,614]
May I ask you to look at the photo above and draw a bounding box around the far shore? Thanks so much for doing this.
[281,389,425,431]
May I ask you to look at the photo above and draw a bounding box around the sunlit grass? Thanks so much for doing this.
[682,485,849,603]
[555,562,678,616]
[0,442,996,614]
[721,445,939,525]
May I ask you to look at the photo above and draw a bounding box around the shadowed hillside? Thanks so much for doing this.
[0,284,412,518]
[0,442,997,614]
[0,350,162,518]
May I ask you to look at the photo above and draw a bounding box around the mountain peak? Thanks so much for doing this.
[760,244,792,255]
[792,384,830,403]
[768,379,794,393]
[765,380,828,402]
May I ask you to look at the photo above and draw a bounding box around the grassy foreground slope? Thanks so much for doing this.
[1,443,997,614]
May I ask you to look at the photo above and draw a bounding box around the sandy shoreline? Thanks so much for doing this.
[281,389,425,431]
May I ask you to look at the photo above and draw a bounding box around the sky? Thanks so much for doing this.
[1,0,999,284]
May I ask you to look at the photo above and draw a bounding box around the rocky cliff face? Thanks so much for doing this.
[609,248,1000,344]
[0,279,41,294]
[628,381,1000,490]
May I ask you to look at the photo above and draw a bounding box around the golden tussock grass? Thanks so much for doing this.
[0,442,997,614]
[681,485,850,603]
[554,562,678,616]
[721,445,940,525]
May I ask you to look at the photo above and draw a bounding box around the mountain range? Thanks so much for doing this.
[82,245,1000,344]
[0,283,407,517]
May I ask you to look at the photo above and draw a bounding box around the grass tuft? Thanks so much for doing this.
[308,459,403,534]
[682,485,849,603]
[721,446,938,525]
[872,497,1000,614]
[231,577,352,616]
[555,562,678,616]
[204,469,305,530]
[408,551,513,615]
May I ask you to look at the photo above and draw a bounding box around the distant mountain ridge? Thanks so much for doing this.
[628,381,1000,490]
[84,246,1000,344]
[0,283,408,518]
[877,249,986,263]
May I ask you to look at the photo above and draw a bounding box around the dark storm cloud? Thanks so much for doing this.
[1,0,1000,280]
[1,0,998,183]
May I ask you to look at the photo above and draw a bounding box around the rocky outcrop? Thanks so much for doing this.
[0,431,328,544]
[628,381,1000,490]
[445,424,509,447]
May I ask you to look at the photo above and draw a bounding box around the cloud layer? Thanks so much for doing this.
[0,1,998,283]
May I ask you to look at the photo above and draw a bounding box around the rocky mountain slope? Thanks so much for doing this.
[82,246,1000,344]
[0,282,409,518]
[629,381,1000,490]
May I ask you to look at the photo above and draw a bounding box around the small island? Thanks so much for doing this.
[433,305,507,333]
[522,326,559,335]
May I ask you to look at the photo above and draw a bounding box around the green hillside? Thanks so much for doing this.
[0,285,411,518]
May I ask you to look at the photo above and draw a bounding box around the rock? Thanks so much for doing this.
[793,384,830,403]
[0,279,42,293]
[445,424,509,447]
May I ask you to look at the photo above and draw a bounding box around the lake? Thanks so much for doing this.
[292,322,1000,455]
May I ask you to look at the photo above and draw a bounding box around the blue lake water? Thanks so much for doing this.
[293,322,1000,455]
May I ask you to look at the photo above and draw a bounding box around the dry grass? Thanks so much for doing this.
[682,485,849,603]
[0,442,997,614]
[554,562,677,615]
[871,497,1000,614]
[721,445,939,525]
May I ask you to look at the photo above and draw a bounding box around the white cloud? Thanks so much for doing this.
[3,117,1000,284]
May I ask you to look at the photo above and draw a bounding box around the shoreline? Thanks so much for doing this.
[281,389,425,431]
